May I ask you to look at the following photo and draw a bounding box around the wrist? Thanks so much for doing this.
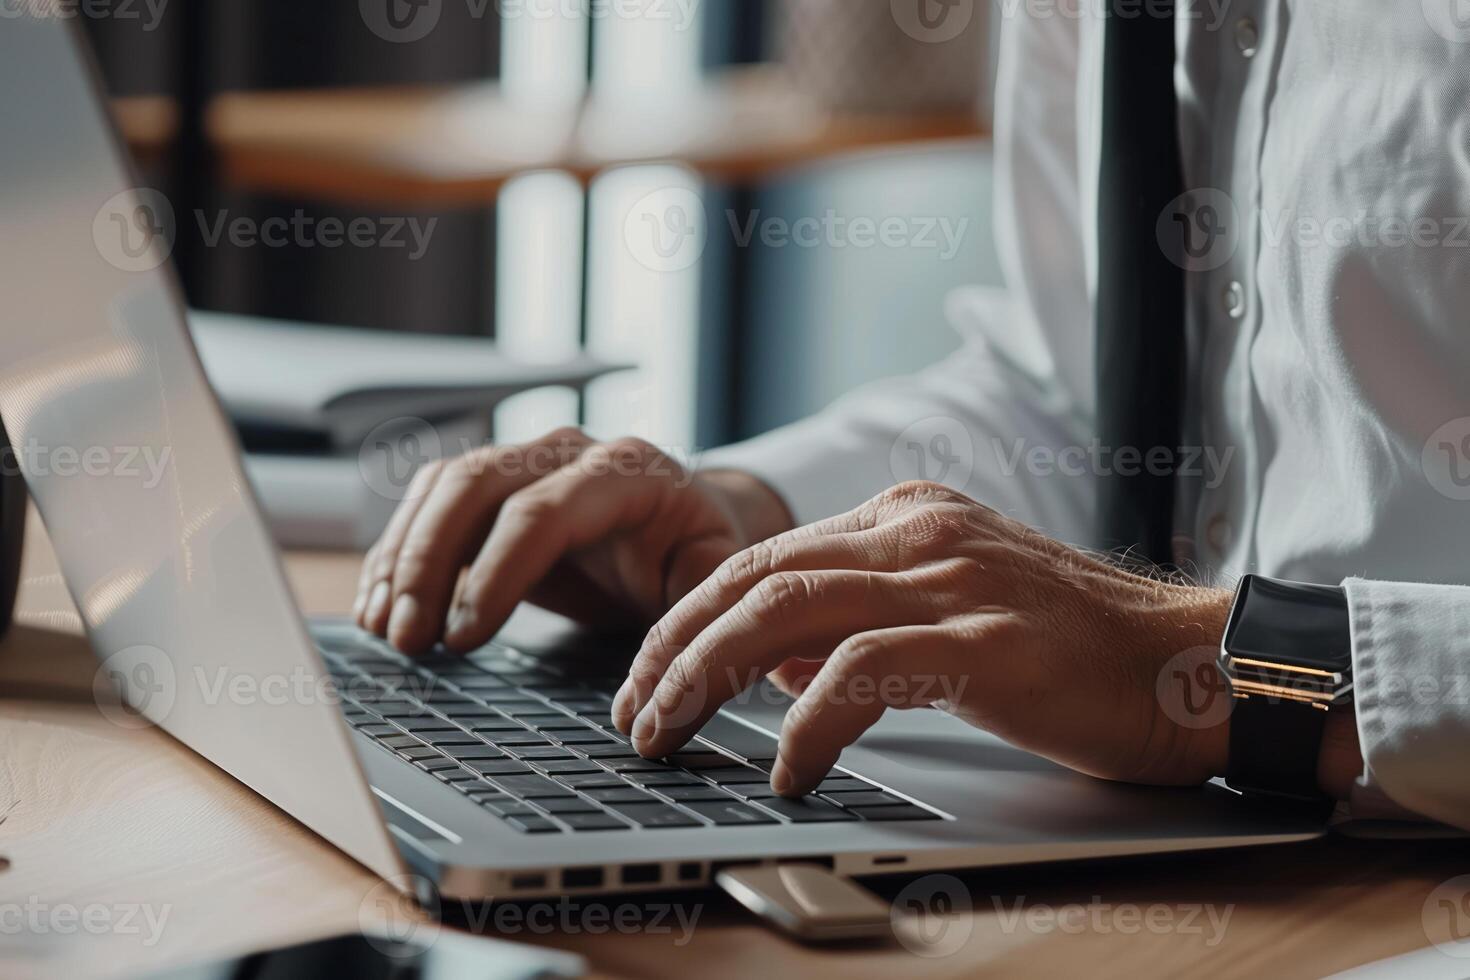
[696,469,795,548]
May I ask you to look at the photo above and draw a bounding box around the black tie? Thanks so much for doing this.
[1095,3,1186,566]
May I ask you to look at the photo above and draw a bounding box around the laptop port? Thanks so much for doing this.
[621,864,661,885]
[510,873,548,890]
[563,867,605,889]
[872,855,907,866]
[677,862,702,883]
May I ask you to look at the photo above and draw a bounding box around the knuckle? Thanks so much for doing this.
[717,544,778,590]
[748,572,817,621]
[831,634,891,672]
[500,487,558,526]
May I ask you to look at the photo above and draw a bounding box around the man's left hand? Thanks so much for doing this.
[612,481,1236,797]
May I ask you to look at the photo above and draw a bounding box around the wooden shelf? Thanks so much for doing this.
[112,65,989,207]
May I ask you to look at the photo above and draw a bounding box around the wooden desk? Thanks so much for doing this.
[2,513,1466,979]
[113,66,990,207]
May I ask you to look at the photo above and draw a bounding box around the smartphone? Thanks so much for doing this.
[145,928,584,980]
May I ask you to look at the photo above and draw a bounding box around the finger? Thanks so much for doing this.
[629,570,930,758]
[359,461,444,632]
[613,515,895,728]
[387,430,592,653]
[442,440,705,652]
[771,624,964,796]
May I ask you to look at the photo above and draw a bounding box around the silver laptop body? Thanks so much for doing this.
[0,12,1325,903]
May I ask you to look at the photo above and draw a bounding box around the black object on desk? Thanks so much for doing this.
[0,418,25,640]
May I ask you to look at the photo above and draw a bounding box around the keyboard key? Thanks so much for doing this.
[821,791,906,808]
[521,715,588,731]
[445,745,507,761]
[463,759,533,776]
[584,787,658,804]
[853,806,942,822]
[414,758,462,773]
[494,774,576,798]
[578,745,640,759]
[482,799,539,815]
[703,767,771,785]
[626,772,703,787]
[664,751,734,770]
[557,772,627,789]
[434,769,477,783]
[551,731,619,745]
[380,735,422,750]
[607,803,701,828]
[693,715,781,761]
[504,815,561,834]
[451,676,511,690]
[468,720,526,733]
[491,732,554,747]
[421,734,482,748]
[535,760,604,775]
[395,747,440,762]
[753,798,858,823]
[600,758,670,773]
[684,801,778,825]
[398,719,458,733]
[660,784,737,803]
[533,796,604,814]
[559,812,631,832]
[814,777,870,794]
[508,746,577,761]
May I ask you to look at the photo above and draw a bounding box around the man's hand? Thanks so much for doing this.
[354,429,792,655]
[613,480,1237,797]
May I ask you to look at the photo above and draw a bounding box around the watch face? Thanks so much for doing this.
[1226,577,1352,673]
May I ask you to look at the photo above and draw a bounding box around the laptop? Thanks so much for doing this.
[0,13,1325,904]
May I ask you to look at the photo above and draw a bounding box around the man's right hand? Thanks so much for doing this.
[353,428,792,657]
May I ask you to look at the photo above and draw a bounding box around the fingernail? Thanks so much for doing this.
[770,758,793,797]
[445,604,472,642]
[389,593,420,645]
[631,701,658,753]
[365,581,391,630]
[612,677,636,729]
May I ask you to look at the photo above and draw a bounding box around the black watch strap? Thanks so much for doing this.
[1226,695,1330,805]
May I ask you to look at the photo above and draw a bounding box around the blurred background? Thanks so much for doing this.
[82,0,1000,540]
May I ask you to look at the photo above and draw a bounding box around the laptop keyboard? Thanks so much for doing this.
[317,634,941,834]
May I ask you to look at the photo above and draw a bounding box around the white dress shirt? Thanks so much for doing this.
[706,1,1470,829]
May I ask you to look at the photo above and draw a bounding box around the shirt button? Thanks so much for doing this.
[1206,514,1234,554]
[1235,18,1260,57]
[1223,280,1247,319]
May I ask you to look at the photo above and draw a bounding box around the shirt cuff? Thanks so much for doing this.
[1341,577,1470,832]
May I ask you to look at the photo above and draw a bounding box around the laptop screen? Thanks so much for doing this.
[0,10,405,884]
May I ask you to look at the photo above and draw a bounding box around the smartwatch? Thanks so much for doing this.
[1217,575,1353,805]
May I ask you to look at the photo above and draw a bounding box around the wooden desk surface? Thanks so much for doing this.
[114,66,990,207]
[2,513,1466,979]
